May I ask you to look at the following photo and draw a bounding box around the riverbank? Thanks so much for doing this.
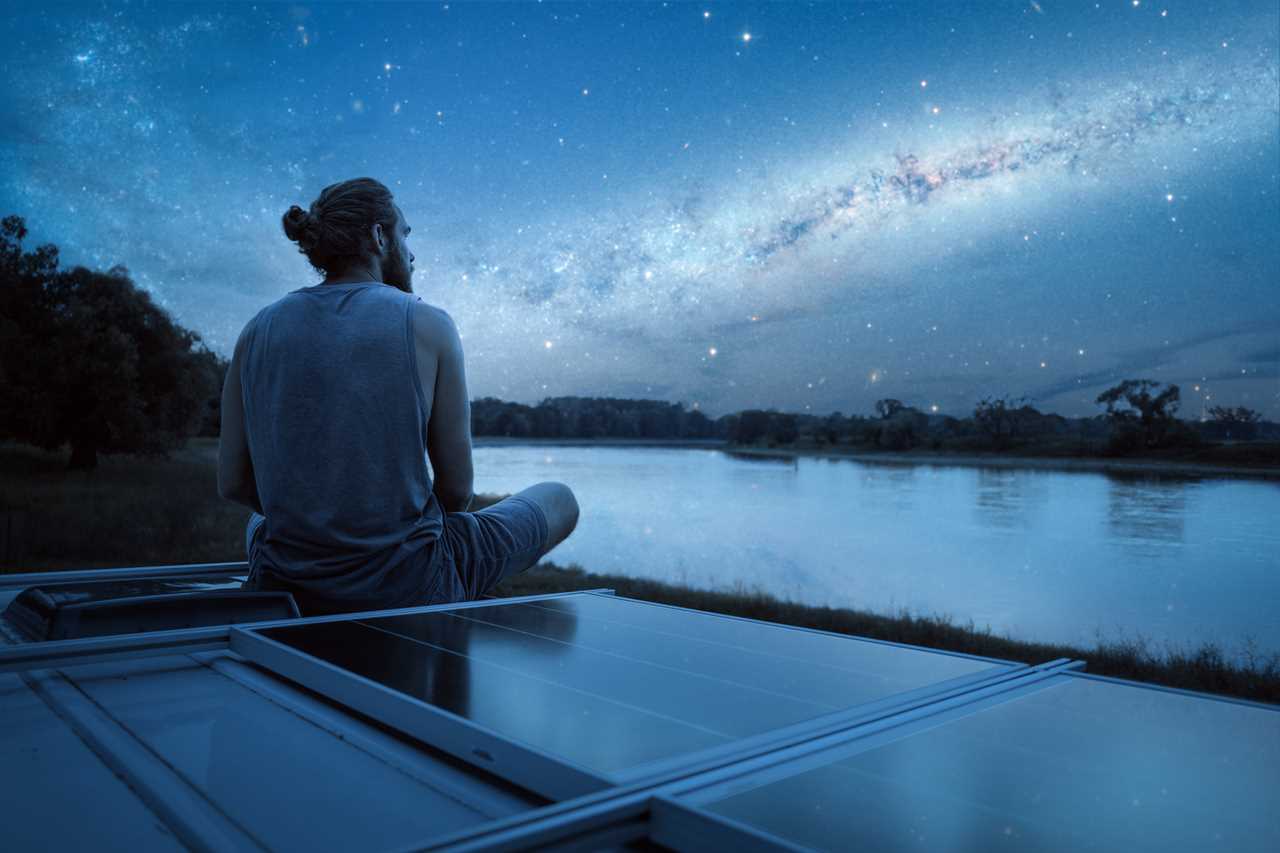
[475,436,1280,479]
[492,562,1280,705]
[475,436,724,450]
[723,444,1280,480]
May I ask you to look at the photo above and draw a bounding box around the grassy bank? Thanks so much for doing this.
[493,563,1280,705]
[0,439,247,571]
[3,438,1276,704]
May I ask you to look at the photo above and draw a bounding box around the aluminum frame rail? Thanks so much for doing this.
[0,560,251,591]
[0,587,616,674]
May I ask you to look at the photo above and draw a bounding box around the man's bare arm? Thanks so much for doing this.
[419,304,474,512]
[217,327,264,515]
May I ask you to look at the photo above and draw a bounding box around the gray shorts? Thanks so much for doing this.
[429,495,549,603]
[244,495,549,607]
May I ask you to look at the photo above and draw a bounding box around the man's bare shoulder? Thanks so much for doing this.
[411,299,460,352]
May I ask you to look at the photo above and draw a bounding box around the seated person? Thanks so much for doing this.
[218,176,577,614]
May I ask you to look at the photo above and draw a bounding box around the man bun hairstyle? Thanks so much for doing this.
[282,177,397,276]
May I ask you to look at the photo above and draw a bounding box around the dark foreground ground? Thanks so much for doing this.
[3,439,1276,704]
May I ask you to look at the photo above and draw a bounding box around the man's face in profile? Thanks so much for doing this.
[383,203,415,293]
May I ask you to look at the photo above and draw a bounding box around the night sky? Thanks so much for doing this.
[2,1,1277,418]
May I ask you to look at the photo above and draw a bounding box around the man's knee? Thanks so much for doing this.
[522,481,578,544]
[555,482,579,533]
[543,481,578,541]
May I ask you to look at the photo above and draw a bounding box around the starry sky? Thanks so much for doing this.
[2,1,1277,419]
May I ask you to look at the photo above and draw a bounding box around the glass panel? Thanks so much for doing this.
[256,594,1009,776]
[67,655,517,850]
[693,676,1280,852]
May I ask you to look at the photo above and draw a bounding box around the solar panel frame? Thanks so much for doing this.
[648,668,1280,853]
[539,592,1021,668]
[438,591,1025,788]
[405,661,1079,852]
[231,611,613,800]
[231,591,1026,802]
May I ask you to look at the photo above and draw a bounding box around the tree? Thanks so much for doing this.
[731,410,772,444]
[973,395,1029,449]
[196,350,231,437]
[818,411,845,445]
[1207,405,1262,441]
[1207,405,1260,424]
[875,407,929,450]
[1095,379,1181,451]
[0,216,219,469]
[874,398,905,419]
[770,413,798,445]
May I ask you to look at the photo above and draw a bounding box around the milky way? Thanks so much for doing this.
[1,2,1277,417]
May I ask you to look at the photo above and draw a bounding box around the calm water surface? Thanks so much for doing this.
[472,445,1280,656]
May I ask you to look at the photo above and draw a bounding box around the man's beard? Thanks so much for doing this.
[388,256,412,293]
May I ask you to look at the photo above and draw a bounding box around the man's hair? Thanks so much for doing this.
[282,177,397,276]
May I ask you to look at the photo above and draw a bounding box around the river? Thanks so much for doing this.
[472,444,1280,657]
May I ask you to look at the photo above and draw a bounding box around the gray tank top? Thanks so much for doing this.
[240,281,445,607]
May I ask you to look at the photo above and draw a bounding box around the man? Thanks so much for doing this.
[218,176,578,613]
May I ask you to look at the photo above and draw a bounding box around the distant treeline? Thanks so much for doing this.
[472,393,1280,459]
[472,396,721,440]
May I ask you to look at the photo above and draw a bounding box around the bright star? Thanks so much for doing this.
[742,32,752,42]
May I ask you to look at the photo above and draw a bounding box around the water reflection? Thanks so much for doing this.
[722,450,799,467]
[1105,476,1191,551]
[972,467,1049,531]
[853,461,920,512]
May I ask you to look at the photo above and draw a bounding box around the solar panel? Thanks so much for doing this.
[656,672,1280,852]
[233,592,1017,799]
